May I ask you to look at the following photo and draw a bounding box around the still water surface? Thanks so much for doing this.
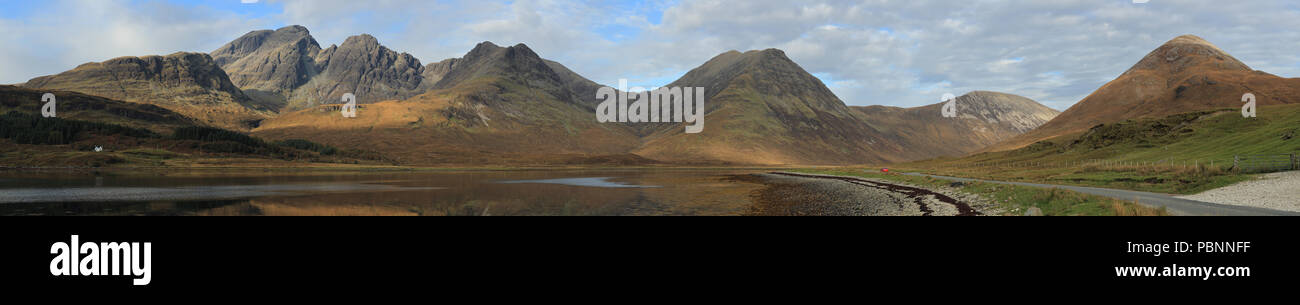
[0,169,764,216]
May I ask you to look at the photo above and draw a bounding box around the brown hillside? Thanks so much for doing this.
[634,49,902,165]
[0,85,198,133]
[22,52,270,131]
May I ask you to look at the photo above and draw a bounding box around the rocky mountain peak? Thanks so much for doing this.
[302,33,424,104]
[211,25,322,97]
[669,47,843,112]
[505,43,539,59]
[636,47,895,165]
[276,25,310,35]
[431,42,562,92]
[30,52,244,95]
[466,41,503,58]
[422,58,460,86]
[212,25,319,67]
[340,34,380,49]
[754,48,789,60]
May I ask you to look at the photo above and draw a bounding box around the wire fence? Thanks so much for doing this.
[963,159,1228,169]
[1234,154,1298,173]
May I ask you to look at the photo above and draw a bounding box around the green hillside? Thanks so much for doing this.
[904,103,1300,194]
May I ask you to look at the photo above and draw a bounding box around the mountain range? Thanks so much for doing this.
[8,25,1070,166]
[210,26,429,112]
[252,42,645,165]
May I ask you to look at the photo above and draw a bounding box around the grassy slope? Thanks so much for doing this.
[793,169,1168,216]
[0,110,381,168]
[0,86,199,134]
[901,103,1300,194]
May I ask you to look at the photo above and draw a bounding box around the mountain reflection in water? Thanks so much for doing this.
[0,169,761,216]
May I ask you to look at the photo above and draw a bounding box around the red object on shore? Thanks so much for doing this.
[881,168,890,173]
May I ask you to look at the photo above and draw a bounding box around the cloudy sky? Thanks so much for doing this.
[2,0,1299,110]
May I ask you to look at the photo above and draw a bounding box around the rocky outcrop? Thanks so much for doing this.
[211,26,429,111]
[947,91,1058,133]
[435,44,562,86]
[301,34,426,104]
[211,25,322,97]
[421,58,459,87]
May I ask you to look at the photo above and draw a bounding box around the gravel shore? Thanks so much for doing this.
[1177,170,1300,212]
[728,172,996,216]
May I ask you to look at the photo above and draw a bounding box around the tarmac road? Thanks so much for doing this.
[902,173,1300,216]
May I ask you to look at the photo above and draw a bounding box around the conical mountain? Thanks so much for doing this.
[1121,35,1251,76]
[635,49,900,165]
[986,35,1300,152]
[854,91,1058,160]
[22,52,269,131]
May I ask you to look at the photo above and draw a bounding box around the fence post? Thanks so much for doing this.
[1234,155,1239,171]
[1292,153,1297,171]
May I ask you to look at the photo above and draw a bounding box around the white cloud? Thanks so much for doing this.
[4,0,1300,111]
[0,0,267,84]
[623,0,1300,109]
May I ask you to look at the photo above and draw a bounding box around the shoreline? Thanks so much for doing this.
[728,172,997,216]
[0,164,824,174]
